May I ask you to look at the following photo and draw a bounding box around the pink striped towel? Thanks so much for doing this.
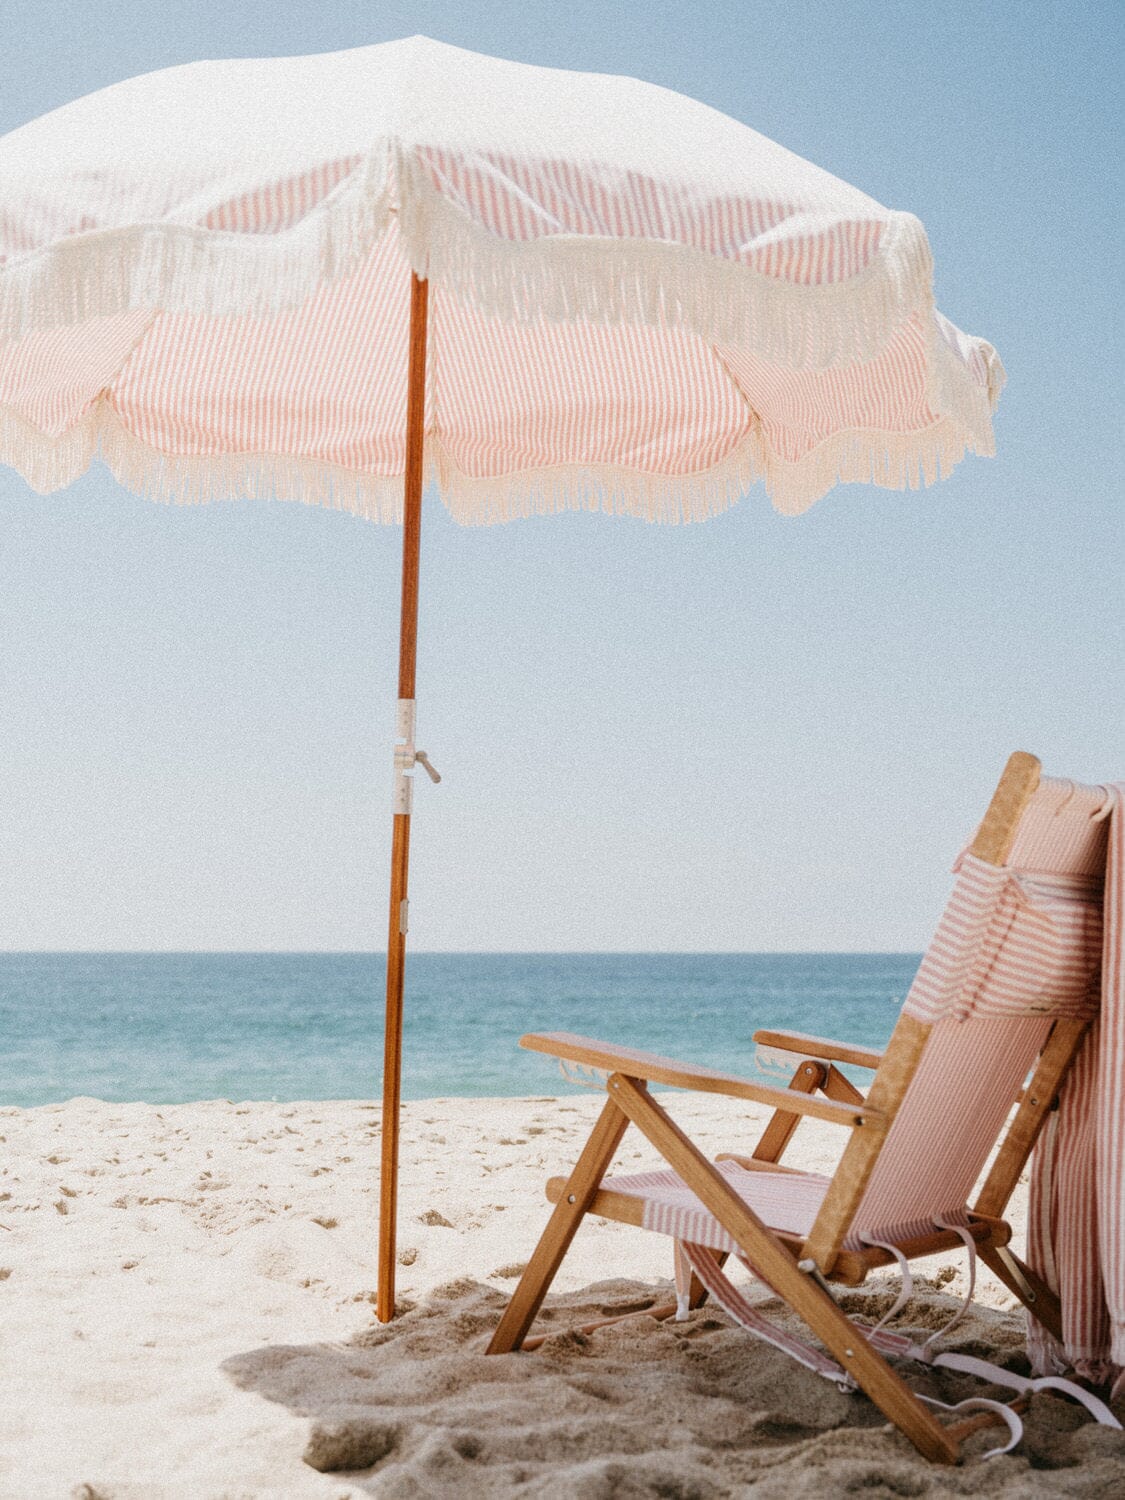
[1028,786,1125,1384]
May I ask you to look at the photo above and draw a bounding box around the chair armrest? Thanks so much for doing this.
[752,1028,884,1071]
[520,1031,879,1129]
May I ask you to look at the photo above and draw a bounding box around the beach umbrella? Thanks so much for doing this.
[0,36,1004,1321]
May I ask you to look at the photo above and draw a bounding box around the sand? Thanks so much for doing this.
[0,1092,1122,1497]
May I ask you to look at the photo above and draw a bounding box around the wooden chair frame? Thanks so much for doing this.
[486,753,1091,1463]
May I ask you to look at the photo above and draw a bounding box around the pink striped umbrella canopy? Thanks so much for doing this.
[0,35,1002,520]
[0,36,1005,1319]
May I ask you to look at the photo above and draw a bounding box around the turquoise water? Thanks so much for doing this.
[0,952,920,1107]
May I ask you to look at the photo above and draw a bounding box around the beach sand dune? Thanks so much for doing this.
[1,1095,1122,1496]
[230,1278,1124,1497]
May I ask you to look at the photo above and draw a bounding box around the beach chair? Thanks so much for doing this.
[486,753,1120,1462]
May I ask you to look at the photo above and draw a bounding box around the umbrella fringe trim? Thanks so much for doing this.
[0,158,394,344]
[0,396,995,525]
[0,148,969,373]
[396,156,940,370]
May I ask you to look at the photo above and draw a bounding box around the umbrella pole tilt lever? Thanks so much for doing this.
[392,698,442,814]
[414,751,441,783]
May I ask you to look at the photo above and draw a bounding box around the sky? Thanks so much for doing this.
[0,1,1121,952]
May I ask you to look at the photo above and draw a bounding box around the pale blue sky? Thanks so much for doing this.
[0,1,1121,951]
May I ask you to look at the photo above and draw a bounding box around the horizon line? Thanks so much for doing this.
[0,947,926,957]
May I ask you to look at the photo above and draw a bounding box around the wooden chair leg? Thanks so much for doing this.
[750,1059,828,1164]
[694,1060,827,1314]
[688,1264,717,1310]
[980,1244,1064,1343]
[486,1097,629,1355]
[522,1300,680,1351]
[822,1065,866,1106]
[609,1073,959,1464]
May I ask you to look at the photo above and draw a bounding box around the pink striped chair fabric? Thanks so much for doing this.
[0,37,1002,523]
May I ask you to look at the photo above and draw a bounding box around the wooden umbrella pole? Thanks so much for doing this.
[377,271,430,1323]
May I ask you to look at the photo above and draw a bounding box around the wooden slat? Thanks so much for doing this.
[753,1029,883,1071]
[751,1059,827,1164]
[550,1179,1009,1288]
[548,1178,643,1224]
[486,1097,629,1354]
[822,1065,866,1106]
[829,1218,1009,1286]
[522,1301,679,1352]
[969,751,1041,865]
[974,1018,1090,1220]
[608,1074,957,1463]
[824,1217,1009,1286]
[547,1174,811,1259]
[979,1245,1063,1343]
[520,1032,877,1128]
[800,1012,928,1273]
[714,1154,805,1176]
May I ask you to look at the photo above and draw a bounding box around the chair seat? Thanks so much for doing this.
[603,1159,831,1252]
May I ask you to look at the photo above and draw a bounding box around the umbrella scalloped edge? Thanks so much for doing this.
[0,358,998,525]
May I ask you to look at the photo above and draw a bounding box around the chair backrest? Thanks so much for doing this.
[808,756,1109,1259]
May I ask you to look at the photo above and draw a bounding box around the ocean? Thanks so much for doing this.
[0,952,920,1108]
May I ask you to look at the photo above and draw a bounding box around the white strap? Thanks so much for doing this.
[855,1231,916,1339]
[915,1394,1024,1459]
[859,1220,1120,1436]
[925,1349,1121,1430]
[919,1217,979,1357]
[673,1224,1122,1458]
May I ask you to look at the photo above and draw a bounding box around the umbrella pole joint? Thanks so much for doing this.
[393,698,441,816]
